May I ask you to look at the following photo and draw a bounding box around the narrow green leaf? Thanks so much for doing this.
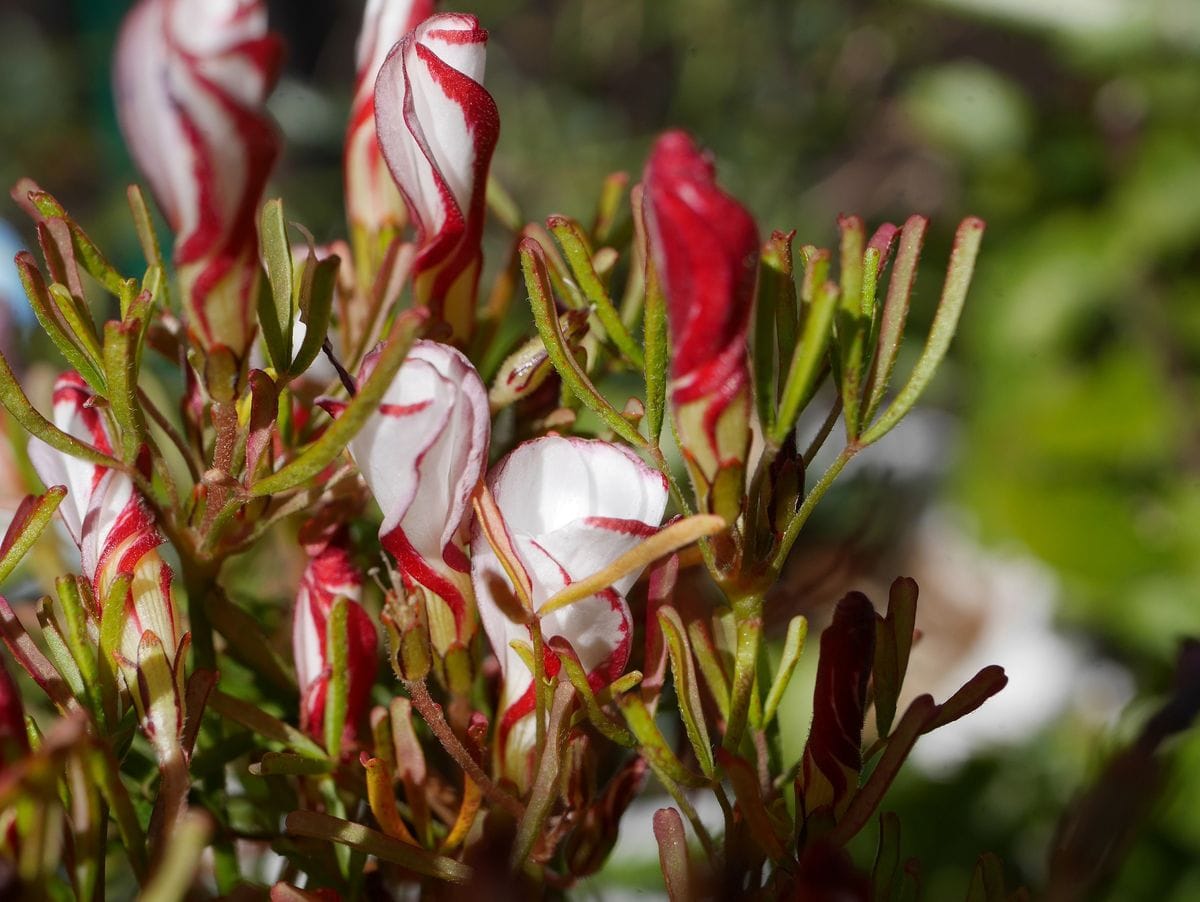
[207,690,329,761]
[753,241,779,435]
[860,218,984,445]
[548,215,644,368]
[643,256,668,445]
[771,259,838,446]
[35,597,87,702]
[98,573,131,726]
[324,597,350,760]
[0,488,65,586]
[522,238,646,447]
[259,198,294,367]
[548,637,634,746]
[286,810,473,884]
[127,186,167,300]
[617,692,707,789]
[28,190,126,298]
[0,595,76,711]
[248,752,335,777]
[289,254,340,376]
[686,619,731,722]
[0,348,124,471]
[103,320,147,463]
[47,283,104,371]
[763,614,807,726]
[657,607,715,777]
[862,216,927,425]
[54,577,103,718]
[89,743,148,882]
[17,254,106,391]
[249,310,424,497]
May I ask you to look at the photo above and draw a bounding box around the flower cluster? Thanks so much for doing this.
[0,3,1003,898]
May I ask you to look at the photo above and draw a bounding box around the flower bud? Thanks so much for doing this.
[374,13,499,342]
[643,131,759,526]
[293,531,377,742]
[28,374,184,677]
[324,340,488,694]
[114,0,283,359]
[470,436,668,790]
[346,0,435,242]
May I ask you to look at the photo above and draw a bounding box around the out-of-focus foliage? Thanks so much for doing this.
[2,0,1200,898]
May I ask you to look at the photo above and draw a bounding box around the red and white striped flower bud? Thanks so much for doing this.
[292,530,377,742]
[346,0,435,240]
[375,13,499,343]
[643,131,760,526]
[470,436,668,790]
[114,0,283,359]
[28,374,184,675]
[323,340,488,691]
[27,373,187,801]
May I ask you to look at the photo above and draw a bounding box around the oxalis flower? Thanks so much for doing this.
[114,0,283,360]
[470,435,669,790]
[27,374,187,799]
[346,0,435,243]
[292,528,378,746]
[643,130,760,527]
[321,340,489,693]
[375,12,499,343]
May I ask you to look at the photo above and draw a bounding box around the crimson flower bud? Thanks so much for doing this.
[292,531,378,743]
[643,130,760,526]
[114,0,283,359]
[374,13,499,343]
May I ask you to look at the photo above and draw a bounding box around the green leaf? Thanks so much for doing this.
[289,253,340,377]
[771,256,838,446]
[54,577,103,720]
[17,254,106,391]
[138,810,212,902]
[643,256,669,446]
[0,348,124,472]
[837,217,868,440]
[763,614,807,726]
[259,198,294,368]
[98,573,131,727]
[35,597,86,702]
[548,637,634,746]
[863,215,926,425]
[0,488,65,586]
[248,752,335,777]
[103,320,147,463]
[207,690,329,761]
[28,189,126,298]
[324,596,350,760]
[617,692,707,789]
[285,810,473,884]
[522,238,646,447]
[686,619,731,722]
[861,217,984,445]
[127,186,168,302]
[249,310,424,497]
[657,607,715,777]
[548,215,645,368]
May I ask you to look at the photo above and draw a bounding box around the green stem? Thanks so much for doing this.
[771,445,857,574]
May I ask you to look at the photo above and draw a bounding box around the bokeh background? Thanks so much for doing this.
[2,0,1200,897]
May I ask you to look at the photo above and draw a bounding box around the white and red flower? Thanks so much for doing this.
[292,529,377,743]
[374,13,499,343]
[323,340,489,682]
[470,435,669,789]
[643,131,759,524]
[114,0,283,358]
[345,0,435,239]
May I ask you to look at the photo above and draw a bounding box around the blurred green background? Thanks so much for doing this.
[2,0,1200,898]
